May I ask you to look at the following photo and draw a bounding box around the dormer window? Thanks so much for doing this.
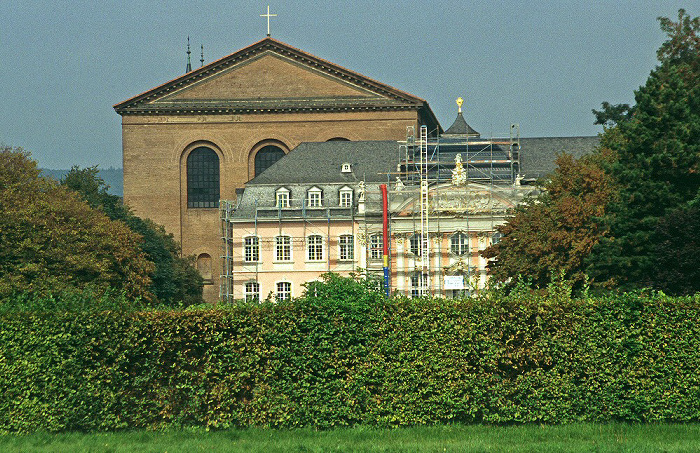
[339,186,353,207]
[307,186,322,208]
[341,162,352,173]
[276,187,290,208]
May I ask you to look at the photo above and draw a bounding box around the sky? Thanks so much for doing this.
[0,1,694,169]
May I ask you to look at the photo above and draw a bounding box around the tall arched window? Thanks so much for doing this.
[196,253,212,283]
[254,145,285,176]
[187,147,219,208]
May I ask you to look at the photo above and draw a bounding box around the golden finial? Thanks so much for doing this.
[456,97,464,113]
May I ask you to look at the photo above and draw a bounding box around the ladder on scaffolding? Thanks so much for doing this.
[418,125,430,296]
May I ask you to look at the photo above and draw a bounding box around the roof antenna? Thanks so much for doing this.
[200,44,204,67]
[185,36,192,73]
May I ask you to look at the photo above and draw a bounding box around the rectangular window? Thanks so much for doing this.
[245,282,260,302]
[411,273,427,298]
[276,282,291,302]
[451,233,468,255]
[340,190,352,207]
[307,235,323,261]
[244,236,259,262]
[276,191,290,208]
[410,234,422,256]
[339,234,354,260]
[307,190,322,207]
[370,234,382,260]
[275,236,291,261]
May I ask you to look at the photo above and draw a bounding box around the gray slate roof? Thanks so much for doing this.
[247,140,401,185]
[231,136,601,219]
[247,136,601,186]
[519,136,600,180]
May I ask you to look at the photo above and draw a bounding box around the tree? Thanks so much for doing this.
[61,166,204,306]
[587,9,700,291]
[652,205,700,295]
[481,147,616,290]
[0,146,154,300]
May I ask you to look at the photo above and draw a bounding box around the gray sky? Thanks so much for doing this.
[0,1,693,169]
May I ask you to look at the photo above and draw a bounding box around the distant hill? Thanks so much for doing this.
[40,168,123,196]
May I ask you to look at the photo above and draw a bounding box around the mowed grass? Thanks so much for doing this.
[1,424,699,452]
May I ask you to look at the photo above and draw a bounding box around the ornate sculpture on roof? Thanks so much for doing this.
[394,177,405,192]
[452,153,467,186]
[358,180,366,202]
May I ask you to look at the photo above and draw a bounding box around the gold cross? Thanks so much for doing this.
[260,5,277,37]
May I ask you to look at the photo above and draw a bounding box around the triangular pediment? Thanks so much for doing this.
[162,53,378,102]
[114,37,435,117]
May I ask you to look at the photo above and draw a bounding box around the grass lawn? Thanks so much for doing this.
[1,423,699,452]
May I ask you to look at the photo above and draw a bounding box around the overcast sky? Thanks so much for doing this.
[0,1,693,169]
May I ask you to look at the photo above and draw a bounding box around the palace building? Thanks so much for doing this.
[220,108,598,301]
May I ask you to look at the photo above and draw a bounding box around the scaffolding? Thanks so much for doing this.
[375,123,522,297]
[220,121,524,301]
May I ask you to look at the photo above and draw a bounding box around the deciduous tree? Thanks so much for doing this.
[61,166,204,306]
[482,148,616,290]
[0,146,153,300]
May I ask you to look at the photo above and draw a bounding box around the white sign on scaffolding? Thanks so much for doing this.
[444,275,465,290]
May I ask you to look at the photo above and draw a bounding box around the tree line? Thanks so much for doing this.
[484,9,700,296]
[0,147,203,306]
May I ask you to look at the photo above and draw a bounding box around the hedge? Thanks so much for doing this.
[1,279,699,432]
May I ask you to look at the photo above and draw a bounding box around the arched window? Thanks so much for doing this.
[254,145,285,176]
[187,147,219,208]
[196,253,212,283]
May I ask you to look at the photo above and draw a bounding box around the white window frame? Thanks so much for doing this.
[409,234,422,256]
[369,233,382,260]
[339,186,353,207]
[411,273,428,298]
[244,236,259,262]
[339,234,354,261]
[492,231,503,245]
[276,281,291,302]
[276,187,290,208]
[451,232,469,255]
[307,234,323,261]
[244,281,260,302]
[275,235,292,261]
[307,187,322,208]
